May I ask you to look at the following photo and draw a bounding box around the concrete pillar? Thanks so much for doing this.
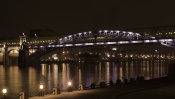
[79,85,84,90]
[18,42,29,67]
[20,92,24,99]
[18,33,29,68]
[53,88,60,95]
[2,42,7,65]
[167,63,175,80]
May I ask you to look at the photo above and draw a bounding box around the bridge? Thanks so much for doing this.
[1,30,175,65]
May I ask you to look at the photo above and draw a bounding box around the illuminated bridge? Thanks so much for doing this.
[1,30,175,63]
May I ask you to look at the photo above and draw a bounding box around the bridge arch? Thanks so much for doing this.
[57,30,141,44]
[7,49,19,57]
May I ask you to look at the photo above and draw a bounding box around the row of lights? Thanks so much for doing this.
[1,82,72,97]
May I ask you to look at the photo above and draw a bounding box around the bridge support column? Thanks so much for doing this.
[2,43,8,65]
[18,48,29,67]
[18,34,29,68]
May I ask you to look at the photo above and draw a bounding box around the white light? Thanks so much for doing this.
[40,85,44,90]
[2,89,7,94]
[132,41,141,43]
[107,54,110,57]
[54,57,58,60]
[151,40,158,42]
[48,45,51,47]
[68,82,72,86]
[106,42,117,44]
[96,42,104,45]
[56,45,63,47]
[112,48,117,50]
[75,44,83,46]
[167,39,173,41]
[144,40,150,43]
[118,41,129,44]
[116,30,120,33]
[65,44,73,46]
[128,32,133,34]
[84,43,94,45]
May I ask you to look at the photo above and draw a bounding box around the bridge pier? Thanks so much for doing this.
[18,48,29,67]
[2,43,7,65]
[18,34,29,68]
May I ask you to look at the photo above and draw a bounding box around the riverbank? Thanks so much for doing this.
[29,77,175,99]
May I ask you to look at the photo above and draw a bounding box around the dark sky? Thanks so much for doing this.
[1,0,175,37]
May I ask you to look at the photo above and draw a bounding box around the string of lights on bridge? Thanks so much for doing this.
[29,38,175,48]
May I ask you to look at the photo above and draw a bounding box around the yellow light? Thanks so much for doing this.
[39,85,44,90]
[2,89,7,94]
[68,82,72,86]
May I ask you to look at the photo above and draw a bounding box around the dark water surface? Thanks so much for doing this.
[0,60,170,97]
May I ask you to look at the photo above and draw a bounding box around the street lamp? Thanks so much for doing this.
[68,82,72,86]
[2,88,7,99]
[39,85,44,96]
[39,85,44,90]
[2,89,7,95]
[68,81,72,92]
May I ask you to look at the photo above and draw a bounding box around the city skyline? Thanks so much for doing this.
[1,0,175,37]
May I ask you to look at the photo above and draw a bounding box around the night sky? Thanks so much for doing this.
[1,0,175,37]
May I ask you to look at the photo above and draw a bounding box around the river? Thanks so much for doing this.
[0,60,170,98]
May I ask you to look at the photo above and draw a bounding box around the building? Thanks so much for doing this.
[125,25,175,39]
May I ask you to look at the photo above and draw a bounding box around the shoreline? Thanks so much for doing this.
[29,76,175,99]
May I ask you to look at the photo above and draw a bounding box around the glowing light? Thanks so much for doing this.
[118,41,129,44]
[123,31,126,33]
[116,30,120,33]
[128,32,133,34]
[106,42,117,44]
[88,31,92,33]
[40,85,44,90]
[96,42,104,45]
[112,48,117,50]
[144,40,150,43]
[75,44,83,46]
[132,40,143,43]
[54,57,58,60]
[65,44,73,46]
[84,43,93,45]
[68,82,72,86]
[107,54,110,57]
[2,89,7,94]
[151,40,158,42]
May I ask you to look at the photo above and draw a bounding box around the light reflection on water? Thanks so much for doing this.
[0,60,170,97]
